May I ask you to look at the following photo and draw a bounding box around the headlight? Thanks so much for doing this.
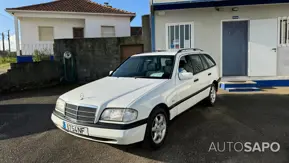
[100,108,138,122]
[55,98,66,114]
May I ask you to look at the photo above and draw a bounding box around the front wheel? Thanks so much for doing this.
[143,107,168,149]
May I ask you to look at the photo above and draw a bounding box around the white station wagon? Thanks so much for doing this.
[51,48,220,149]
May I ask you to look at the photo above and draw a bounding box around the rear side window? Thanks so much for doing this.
[199,55,209,70]
[187,55,205,74]
[203,54,216,68]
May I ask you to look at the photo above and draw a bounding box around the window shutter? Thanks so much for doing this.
[101,26,116,37]
[39,27,54,41]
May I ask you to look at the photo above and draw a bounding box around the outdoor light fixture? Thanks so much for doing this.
[232,7,239,11]
[157,11,166,16]
[215,7,224,11]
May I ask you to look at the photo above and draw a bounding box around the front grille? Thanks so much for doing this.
[65,103,97,123]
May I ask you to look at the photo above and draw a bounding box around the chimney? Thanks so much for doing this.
[104,2,112,8]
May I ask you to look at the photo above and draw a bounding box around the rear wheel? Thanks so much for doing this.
[143,107,168,149]
[205,84,217,106]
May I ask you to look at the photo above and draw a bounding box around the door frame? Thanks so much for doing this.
[220,18,250,77]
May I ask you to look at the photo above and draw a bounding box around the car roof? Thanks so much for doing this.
[132,50,204,57]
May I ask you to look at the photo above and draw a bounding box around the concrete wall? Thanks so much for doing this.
[0,61,62,93]
[142,15,152,52]
[54,36,143,82]
[154,3,289,75]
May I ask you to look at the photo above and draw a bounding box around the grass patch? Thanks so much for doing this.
[0,50,52,68]
[0,56,17,64]
[0,63,11,69]
[0,56,16,70]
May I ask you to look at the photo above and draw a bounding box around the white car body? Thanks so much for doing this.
[51,49,220,145]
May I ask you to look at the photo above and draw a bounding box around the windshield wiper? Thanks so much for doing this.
[134,76,167,79]
[133,76,149,79]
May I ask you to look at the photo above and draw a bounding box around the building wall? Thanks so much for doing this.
[84,16,131,38]
[18,13,132,55]
[154,3,289,75]
[20,17,85,55]
[277,47,289,76]
[20,17,85,42]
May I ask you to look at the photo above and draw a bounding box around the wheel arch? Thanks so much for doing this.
[151,103,170,121]
[212,80,219,92]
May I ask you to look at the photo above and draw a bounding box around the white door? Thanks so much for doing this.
[249,19,278,76]
[175,55,198,115]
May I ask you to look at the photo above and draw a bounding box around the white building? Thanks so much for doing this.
[6,0,135,56]
[151,0,289,77]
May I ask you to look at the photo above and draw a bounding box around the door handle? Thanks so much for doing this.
[271,48,277,52]
[208,73,212,76]
[194,79,199,82]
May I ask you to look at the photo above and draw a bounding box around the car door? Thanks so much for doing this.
[201,54,218,84]
[186,54,209,102]
[199,54,212,86]
[175,54,206,115]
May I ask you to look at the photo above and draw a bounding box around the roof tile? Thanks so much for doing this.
[6,0,135,16]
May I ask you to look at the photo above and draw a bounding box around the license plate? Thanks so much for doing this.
[63,121,88,136]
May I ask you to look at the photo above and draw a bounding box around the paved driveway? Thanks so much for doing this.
[1,86,289,163]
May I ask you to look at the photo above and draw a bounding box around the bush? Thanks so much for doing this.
[33,49,51,62]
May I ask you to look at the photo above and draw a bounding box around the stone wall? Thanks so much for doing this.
[54,36,144,82]
[0,61,62,93]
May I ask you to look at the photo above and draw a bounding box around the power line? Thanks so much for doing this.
[0,13,13,21]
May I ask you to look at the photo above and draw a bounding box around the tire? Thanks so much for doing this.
[205,84,217,106]
[143,106,169,150]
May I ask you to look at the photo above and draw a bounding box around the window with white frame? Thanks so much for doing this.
[38,27,54,41]
[279,17,289,46]
[167,23,193,49]
[101,26,116,37]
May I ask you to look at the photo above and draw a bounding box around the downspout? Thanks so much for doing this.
[150,0,156,52]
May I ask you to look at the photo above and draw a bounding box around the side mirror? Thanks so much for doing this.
[109,71,113,75]
[179,72,193,80]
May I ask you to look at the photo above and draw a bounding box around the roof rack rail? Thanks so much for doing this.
[177,48,203,53]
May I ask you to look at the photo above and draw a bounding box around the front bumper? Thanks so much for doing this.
[51,112,147,145]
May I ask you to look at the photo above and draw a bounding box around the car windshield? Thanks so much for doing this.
[111,55,175,79]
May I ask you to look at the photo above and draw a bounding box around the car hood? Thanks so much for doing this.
[60,77,167,108]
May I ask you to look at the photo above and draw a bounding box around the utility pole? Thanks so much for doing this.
[7,30,11,52]
[1,32,5,51]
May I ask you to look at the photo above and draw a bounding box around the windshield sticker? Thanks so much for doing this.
[150,72,164,77]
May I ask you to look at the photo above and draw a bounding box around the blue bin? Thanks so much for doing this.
[17,56,33,63]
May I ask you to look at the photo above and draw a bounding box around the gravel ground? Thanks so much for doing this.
[1,86,289,163]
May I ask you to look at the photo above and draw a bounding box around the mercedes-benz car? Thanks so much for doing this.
[51,48,220,149]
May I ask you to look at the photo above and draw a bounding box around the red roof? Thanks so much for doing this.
[6,0,135,16]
